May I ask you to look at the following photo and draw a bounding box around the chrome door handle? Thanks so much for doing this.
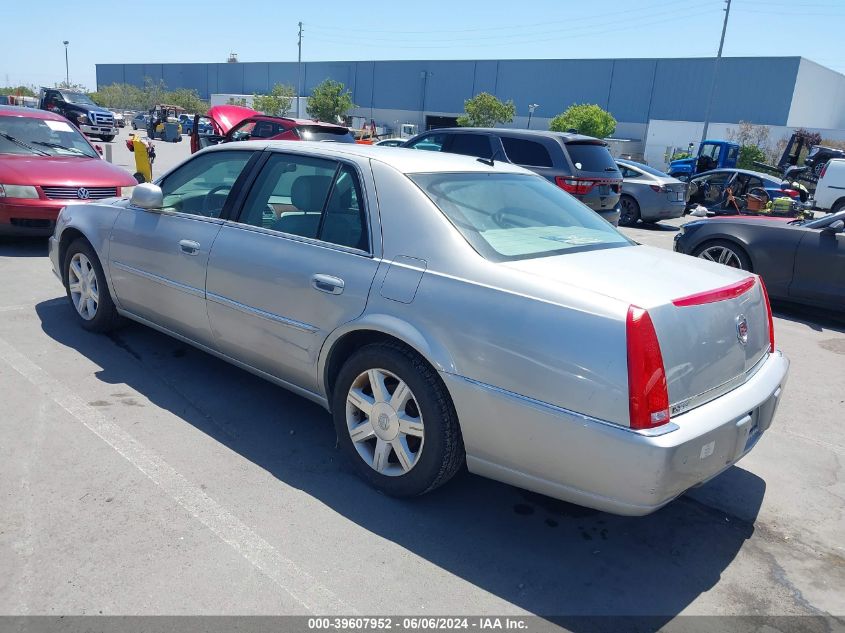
[311,274,345,295]
[179,239,200,255]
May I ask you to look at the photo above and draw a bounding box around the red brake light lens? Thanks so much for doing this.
[759,277,775,353]
[820,161,829,179]
[627,306,670,430]
[649,184,665,193]
[555,177,596,195]
[782,188,799,199]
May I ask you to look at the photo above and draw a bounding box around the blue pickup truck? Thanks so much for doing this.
[668,140,739,181]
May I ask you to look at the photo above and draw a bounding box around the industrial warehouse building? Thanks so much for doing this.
[97,56,845,168]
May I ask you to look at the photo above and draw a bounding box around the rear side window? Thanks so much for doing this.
[406,134,448,152]
[501,137,553,167]
[448,134,493,159]
[565,142,618,173]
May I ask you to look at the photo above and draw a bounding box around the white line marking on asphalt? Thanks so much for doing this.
[0,335,355,614]
[0,305,29,312]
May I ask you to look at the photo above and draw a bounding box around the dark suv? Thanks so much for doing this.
[401,128,622,224]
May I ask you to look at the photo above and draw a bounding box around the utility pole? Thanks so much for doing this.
[297,22,303,117]
[63,41,70,86]
[701,0,731,143]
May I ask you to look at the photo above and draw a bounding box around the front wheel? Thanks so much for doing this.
[332,342,464,497]
[693,240,752,270]
[99,135,115,142]
[63,239,122,332]
[618,195,641,226]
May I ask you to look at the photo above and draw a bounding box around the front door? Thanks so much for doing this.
[108,149,256,346]
[206,151,380,394]
[789,222,845,309]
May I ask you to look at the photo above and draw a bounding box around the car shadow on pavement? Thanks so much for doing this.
[631,221,681,232]
[0,237,48,257]
[772,302,845,334]
[36,299,766,629]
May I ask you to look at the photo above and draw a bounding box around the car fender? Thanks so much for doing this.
[317,312,458,397]
[55,202,125,306]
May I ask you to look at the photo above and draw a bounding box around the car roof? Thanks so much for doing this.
[696,167,781,182]
[417,127,604,144]
[214,140,534,175]
[0,105,67,121]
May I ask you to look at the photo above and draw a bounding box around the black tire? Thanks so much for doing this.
[618,195,641,227]
[832,199,845,213]
[99,135,115,142]
[692,239,752,271]
[63,239,122,333]
[332,342,465,497]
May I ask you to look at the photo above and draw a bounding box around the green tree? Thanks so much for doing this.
[737,145,767,170]
[165,88,208,115]
[253,83,296,116]
[54,80,89,93]
[140,77,168,110]
[456,92,515,128]
[306,79,355,123]
[0,85,37,97]
[549,104,616,138]
[90,83,145,110]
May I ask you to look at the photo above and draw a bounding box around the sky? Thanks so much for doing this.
[3,0,844,91]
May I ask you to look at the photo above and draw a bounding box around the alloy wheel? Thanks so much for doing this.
[345,368,425,476]
[67,253,99,320]
[699,245,743,268]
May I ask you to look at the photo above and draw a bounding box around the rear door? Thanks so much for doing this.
[500,136,555,179]
[205,151,380,393]
[109,149,256,346]
[789,222,845,308]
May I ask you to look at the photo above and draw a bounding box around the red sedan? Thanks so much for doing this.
[0,106,136,236]
[191,105,355,154]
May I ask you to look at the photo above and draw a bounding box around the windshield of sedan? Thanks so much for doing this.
[0,115,98,158]
[410,172,632,261]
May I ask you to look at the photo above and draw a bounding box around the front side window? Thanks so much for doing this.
[410,172,631,261]
[0,115,98,158]
[237,154,369,250]
[406,134,447,152]
[448,134,493,159]
[159,150,253,217]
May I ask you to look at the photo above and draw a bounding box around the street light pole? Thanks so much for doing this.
[527,103,539,129]
[701,0,731,143]
[63,41,69,86]
[296,22,303,117]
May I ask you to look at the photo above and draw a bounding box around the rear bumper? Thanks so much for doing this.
[443,350,789,516]
[641,200,687,221]
[596,206,621,226]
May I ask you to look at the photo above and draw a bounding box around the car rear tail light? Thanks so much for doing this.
[781,188,799,198]
[759,277,775,353]
[820,161,829,179]
[627,305,670,430]
[649,184,667,193]
[555,177,596,195]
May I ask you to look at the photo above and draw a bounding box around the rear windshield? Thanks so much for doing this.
[409,172,631,262]
[565,142,618,174]
[296,126,355,143]
[620,161,669,178]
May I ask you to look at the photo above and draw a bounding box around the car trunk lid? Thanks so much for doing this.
[503,245,771,416]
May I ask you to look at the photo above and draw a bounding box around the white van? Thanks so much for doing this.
[814,158,845,212]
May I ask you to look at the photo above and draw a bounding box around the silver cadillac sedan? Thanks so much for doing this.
[48,141,789,515]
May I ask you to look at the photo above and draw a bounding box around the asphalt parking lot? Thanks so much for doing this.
[0,127,843,625]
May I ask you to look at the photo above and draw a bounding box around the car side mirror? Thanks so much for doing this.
[130,183,164,210]
[822,219,844,235]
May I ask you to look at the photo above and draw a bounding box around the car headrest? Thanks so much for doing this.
[291,175,332,212]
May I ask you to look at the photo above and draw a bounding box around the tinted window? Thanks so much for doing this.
[159,150,253,218]
[565,142,617,173]
[619,161,667,178]
[501,137,553,167]
[410,173,631,262]
[237,155,368,250]
[448,134,493,159]
[296,126,356,143]
[406,133,447,152]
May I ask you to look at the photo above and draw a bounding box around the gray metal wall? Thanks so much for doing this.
[97,56,805,126]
